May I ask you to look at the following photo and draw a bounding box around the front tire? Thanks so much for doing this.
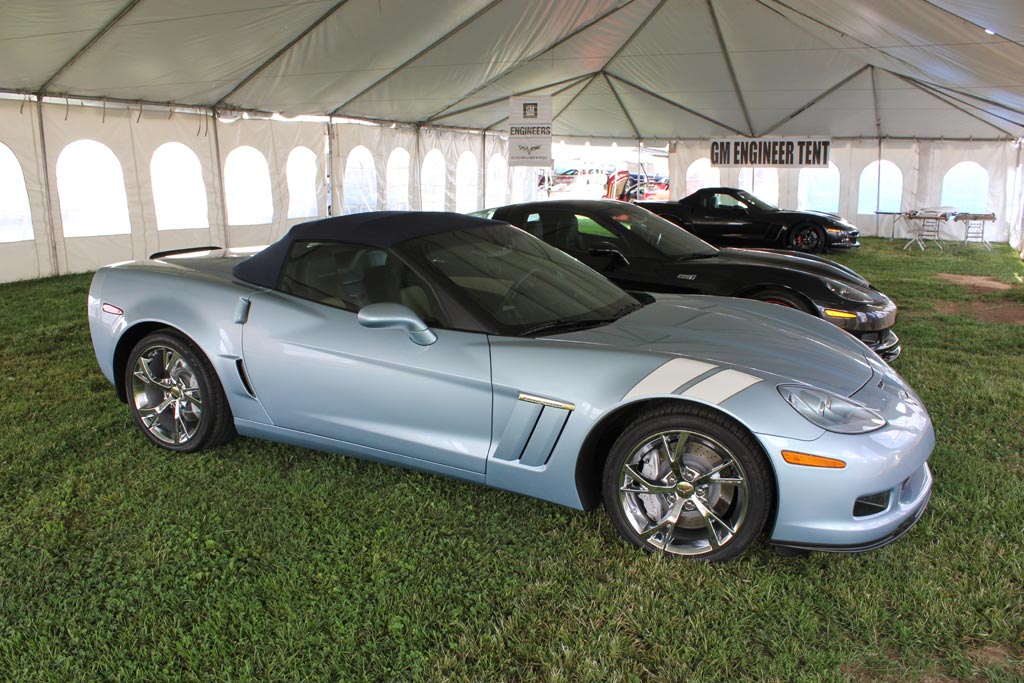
[748,288,815,315]
[125,331,235,452]
[788,224,825,253]
[602,406,773,561]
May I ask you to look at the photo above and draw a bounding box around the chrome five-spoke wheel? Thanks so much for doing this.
[603,407,773,561]
[131,345,203,445]
[125,331,235,452]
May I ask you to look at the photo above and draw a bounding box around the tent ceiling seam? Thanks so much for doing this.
[706,0,754,136]
[552,73,600,127]
[37,0,145,93]
[216,0,354,108]
[759,65,870,136]
[328,0,505,117]
[603,72,640,139]
[918,0,1024,52]
[887,70,1016,138]
[428,72,597,124]
[601,0,670,72]
[423,0,637,122]
[604,72,746,136]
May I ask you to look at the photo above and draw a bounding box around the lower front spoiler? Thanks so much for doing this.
[771,487,931,554]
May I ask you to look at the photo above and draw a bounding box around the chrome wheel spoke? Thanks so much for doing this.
[640,498,685,547]
[164,349,183,376]
[691,496,735,550]
[662,433,688,479]
[135,357,167,388]
[621,464,676,495]
[182,387,202,407]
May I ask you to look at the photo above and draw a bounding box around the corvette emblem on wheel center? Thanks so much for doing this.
[677,482,695,495]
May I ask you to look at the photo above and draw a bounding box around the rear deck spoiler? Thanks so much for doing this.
[149,246,223,260]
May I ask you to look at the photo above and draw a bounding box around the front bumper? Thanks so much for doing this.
[825,227,860,250]
[756,373,934,552]
[855,328,901,362]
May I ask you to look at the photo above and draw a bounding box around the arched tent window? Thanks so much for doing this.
[342,145,378,214]
[941,161,989,212]
[857,160,902,214]
[685,158,720,196]
[798,162,840,213]
[286,146,319,219]
[485,153,507,207]
[386,147,410,210]
[0,142,33,242]
[56,139,131,237]
[151,142,208,230]
[455,151,478,213]
[225,146,273,225]
[738,168,779,206]
[421,149,446,211]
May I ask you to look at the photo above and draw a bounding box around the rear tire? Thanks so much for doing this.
[602,405,773,562]
[125,331,236,452]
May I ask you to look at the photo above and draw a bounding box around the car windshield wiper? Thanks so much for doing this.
[519,317,618,337]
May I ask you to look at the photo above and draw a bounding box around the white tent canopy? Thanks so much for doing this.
[2,0,1023,139]
[1,1,1023,283]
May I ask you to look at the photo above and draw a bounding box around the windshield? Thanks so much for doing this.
[397,224,640,336]
[734,190,777,211]
[599,203,718,258]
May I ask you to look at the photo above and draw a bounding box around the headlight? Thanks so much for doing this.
[825,280,875,303]
[778,384,887,434]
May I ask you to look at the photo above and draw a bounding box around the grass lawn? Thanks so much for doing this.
[0,238,1022,682]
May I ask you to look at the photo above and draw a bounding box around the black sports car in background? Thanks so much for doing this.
[638,187,860,253]
[479,199,899,361]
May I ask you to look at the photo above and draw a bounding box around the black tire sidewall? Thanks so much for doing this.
[125,331,223,453]
[789,224,825,253]
[602,409,774,562]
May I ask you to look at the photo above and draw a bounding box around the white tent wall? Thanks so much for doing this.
[332,121,511,214]
[128,109,222,255]
[0,98,53,281]
[41,103,144,274]
[668,139,1020,244]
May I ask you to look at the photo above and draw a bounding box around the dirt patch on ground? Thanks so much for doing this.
[935,273,1014,291]
[933,300,1024,324]
[966,644,1022,674]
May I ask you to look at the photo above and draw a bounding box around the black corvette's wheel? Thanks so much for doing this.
[748,288,815,315]
[788,224,825,253]
[125,331,235,452]
[602,406,773,561]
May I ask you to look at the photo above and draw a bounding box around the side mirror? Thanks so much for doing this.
[358,303,437,346]
[588,241,630,266]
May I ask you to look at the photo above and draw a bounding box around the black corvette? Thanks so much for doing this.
[479,199,899,361]
[638,187,860,253]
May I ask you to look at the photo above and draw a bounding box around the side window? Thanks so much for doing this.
[532,211,628,255]
[279,241,444,325]
[715,193,746,210]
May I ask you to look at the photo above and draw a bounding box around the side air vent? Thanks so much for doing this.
[492,393,574,467]
[235,359,257,398]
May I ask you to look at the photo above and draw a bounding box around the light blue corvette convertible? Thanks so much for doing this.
[88,212,933,561]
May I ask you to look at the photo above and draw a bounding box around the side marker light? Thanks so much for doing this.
[781,450,847,469]
[102,303,124,316]
[824,309,858,319]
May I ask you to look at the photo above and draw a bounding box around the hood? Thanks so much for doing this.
[556,295,874,397]
[711,248,872,287]
[773,209,859,230]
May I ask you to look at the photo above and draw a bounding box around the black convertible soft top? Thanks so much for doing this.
[232,211,503,288]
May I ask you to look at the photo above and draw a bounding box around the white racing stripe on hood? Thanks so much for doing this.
[623,358,716,401]
[680,369,763,404]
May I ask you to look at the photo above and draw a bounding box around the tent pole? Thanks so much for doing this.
[871,67,883,238]
[326,119,335,216]
[211,109,230,249]
[479,132,487,210]
[34,95,60,276]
